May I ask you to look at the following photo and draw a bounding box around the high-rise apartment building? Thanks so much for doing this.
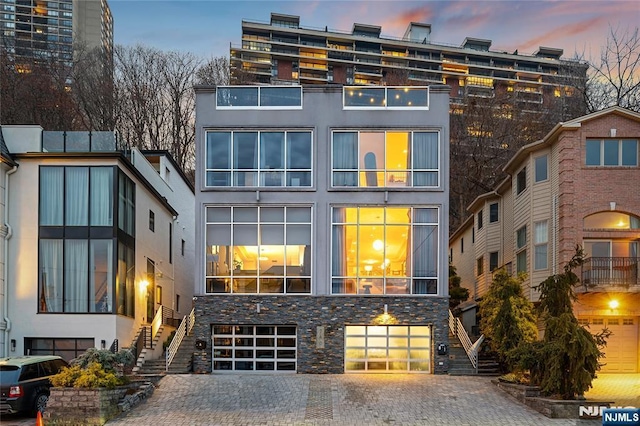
[0,0,112,66]
[230,13,586,111]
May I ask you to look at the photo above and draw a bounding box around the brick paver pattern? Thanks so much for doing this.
[105,374,612,426]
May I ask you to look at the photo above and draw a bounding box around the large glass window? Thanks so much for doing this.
[331,206,439,295]
[586,139,638,166]
[25,338,94,363]
[216,86,302,108]
[584,211,640,229]
[205,206,312,294]
[343,87,429,109]
[205,131,312,187]
[516,167,527,195]
[39,167,131,315]
[39,239,113,313]
[332,131,439,187]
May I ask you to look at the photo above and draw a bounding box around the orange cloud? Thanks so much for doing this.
[518,16,607,52]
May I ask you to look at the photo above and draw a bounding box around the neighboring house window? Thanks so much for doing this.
[181,239,186,256]
[331,206,439,295]
[516,167,527,195]
[461,238,464,253]
[205,130,312,187]
[476,256,484,276]
[39,166,123,314]
[477,210,483,230]
[535,155,548,182]
[149,210,155,232]
[516,225,527,273]
[472,227,475,243]
[489,203,499,223]
[534,221,548,270]
[586,139,638,166]
[489,251,499,271]
[205,206,312,294]
[332,130,439,188]
[584,211,640,229]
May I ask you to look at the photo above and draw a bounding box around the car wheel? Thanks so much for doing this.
[31,392,49,417]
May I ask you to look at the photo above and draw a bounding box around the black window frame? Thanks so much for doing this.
[516,167,527,195]
[489,203,499,223]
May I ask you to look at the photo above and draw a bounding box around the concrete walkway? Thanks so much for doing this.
[106,374,603,426]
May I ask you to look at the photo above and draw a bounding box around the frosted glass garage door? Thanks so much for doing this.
[345,325,431,373]
[212,325,297,372]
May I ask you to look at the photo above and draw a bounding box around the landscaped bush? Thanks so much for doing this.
[50,348,135,389]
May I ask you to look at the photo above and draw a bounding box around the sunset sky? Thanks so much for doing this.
[109,0,639,61]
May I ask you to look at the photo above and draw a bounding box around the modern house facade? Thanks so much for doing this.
[1,126,194,360]
[449,107,640,373]
[0,0,113,66]
[230,13,585,111]
[193,85,450,374]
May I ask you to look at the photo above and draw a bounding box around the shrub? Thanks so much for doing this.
[51,347,135,389]
[51,362,123,389]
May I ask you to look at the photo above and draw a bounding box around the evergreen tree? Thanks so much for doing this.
[523,246,609,399]
[478,268,537,370]
[448,264,469,309]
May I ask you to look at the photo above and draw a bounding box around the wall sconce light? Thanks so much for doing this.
[10,339,16,352]
[101,340,106,350]
[256,303,261,313]
[384,304,388,314]
[609,300,619,310]
[139,279,149,292]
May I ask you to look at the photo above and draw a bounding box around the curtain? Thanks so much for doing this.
[65,240,88,312]
[90,240,113,313]
[234,132,258,186]
[40,239,63,312]
[412,209,438,290]
[332,132,358,186]
[331,208,347,292]
[40,167,63,225]
[90,168,113,226]
[65,167,88,226]
[412,132,439,187]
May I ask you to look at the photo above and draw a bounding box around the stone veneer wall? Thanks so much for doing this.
[45,387,126,425]
[192,296,450,374]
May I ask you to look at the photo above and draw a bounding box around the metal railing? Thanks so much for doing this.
[151,305,175,343]
[166,308,195,371]
[448,310,484,370]
[133,326,149,362]
[581,257,639,288]
[109,339,119,354]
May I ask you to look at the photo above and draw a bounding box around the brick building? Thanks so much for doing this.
[450,106,640,373]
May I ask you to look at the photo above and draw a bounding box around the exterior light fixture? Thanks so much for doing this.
[609,300,619,309]
[373,239,384,251]
[256,303,261,313]
[10,339,16,352]
[384,304,388,314]
[139,279,149,292]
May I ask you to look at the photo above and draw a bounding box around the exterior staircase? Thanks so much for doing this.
[448,330,477,375]
[136,329,195,375]
[448,330,501,376]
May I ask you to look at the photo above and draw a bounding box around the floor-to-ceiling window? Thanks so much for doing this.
[38,166,135,315]
[331,206,439,295]
[205,206,312,294]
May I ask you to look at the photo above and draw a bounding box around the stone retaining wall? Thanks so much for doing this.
[44,381,154,426]
[192,295,450,374]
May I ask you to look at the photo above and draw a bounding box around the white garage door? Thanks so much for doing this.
[212,325,297,372]
[579,317,638,373]
[345,325,431,373]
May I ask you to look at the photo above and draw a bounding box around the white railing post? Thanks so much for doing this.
[166,307,195,371]
[448,309,483,370]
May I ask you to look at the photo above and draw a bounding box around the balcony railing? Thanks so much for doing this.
[581,257,639,289]
[42,131,121,152]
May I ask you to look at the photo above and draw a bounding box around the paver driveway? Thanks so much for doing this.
[106,374,602,426]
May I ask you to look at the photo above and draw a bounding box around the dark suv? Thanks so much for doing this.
[0,355,69,416]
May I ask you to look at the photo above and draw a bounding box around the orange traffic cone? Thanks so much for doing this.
[36,410,44,426]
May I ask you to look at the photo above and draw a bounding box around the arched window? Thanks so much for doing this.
[583,211,640,230]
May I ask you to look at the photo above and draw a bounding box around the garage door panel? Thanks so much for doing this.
[213,325,297,373]
[345,325,431,373]
[580,317,638,373]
